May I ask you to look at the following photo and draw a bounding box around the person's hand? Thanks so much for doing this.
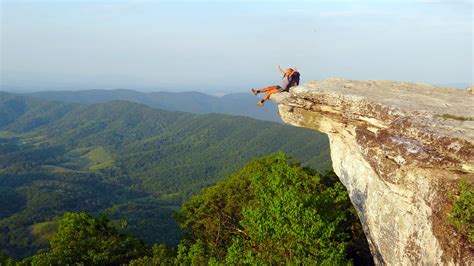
[278,65,285,75]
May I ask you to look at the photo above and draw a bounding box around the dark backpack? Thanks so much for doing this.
[288,71,300,88]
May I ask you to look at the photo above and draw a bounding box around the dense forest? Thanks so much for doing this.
[0,92,332,259]
[1,154,373,265]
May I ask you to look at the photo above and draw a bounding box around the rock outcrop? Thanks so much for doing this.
[467,85,474,95]
[272,78,473,265]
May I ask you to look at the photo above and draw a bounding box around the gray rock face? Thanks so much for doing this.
[272,78,473,265]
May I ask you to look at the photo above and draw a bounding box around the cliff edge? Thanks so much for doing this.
[272,78,473,265]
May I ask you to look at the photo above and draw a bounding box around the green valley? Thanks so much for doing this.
[2,154,372,265]
[0,92,331,259]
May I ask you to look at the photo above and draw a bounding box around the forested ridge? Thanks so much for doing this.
[0,92,332,259]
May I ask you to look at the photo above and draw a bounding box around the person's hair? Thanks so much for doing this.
[284,68,294,77]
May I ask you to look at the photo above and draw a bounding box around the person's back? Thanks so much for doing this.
[289,71,300,87]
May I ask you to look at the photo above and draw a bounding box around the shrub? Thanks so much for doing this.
[450,179,474,243]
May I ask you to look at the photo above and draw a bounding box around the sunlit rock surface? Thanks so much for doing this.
[272,78,474,265]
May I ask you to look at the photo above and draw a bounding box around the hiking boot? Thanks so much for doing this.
[251,88,258,96]
[256,101,264,106]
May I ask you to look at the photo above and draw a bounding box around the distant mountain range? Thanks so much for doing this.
[24,89,282,122]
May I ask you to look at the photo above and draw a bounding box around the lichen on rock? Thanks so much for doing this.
[272,78,474,265]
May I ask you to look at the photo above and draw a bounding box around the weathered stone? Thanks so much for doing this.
[272,78,474,265]
[467,85,474,95]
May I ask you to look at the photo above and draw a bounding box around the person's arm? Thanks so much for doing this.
[278,65,285,75]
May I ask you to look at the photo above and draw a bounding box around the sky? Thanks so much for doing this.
[0,0,472,94]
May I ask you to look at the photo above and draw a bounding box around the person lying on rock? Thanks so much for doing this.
[252,65,300,106]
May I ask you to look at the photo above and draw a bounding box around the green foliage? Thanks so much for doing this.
[227,153,351,264]
[176,239,210,265]
[450,179,474,243]
[11,154,372,265]
[23,212,148,265]
[175,155,269,259]
[30,221,57,246]
[0,187,25,219]
[0,170,147,259]
[128,244,175,266]
[80,146,114,171]
[0,251,16,266]
[177,153,372,265]
[0,92,75,132]
[104,200,182,246]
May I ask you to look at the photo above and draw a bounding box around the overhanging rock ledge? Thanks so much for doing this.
[272,78,474,265]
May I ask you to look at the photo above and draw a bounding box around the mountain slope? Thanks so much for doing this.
[4,98,331,198]
[25,89,281,122]
[0,92,76,131]
[0,92,331,258]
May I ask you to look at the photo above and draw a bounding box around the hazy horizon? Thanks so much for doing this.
[1,0,472,93]
[1,81,471,97]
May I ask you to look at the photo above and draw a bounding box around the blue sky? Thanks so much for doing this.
[1,0,472,93]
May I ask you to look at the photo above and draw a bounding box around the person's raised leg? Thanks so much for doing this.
[262,87,279,100]
[259,85,279,92]
[257,87,279,106]
[252,85,279,96]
